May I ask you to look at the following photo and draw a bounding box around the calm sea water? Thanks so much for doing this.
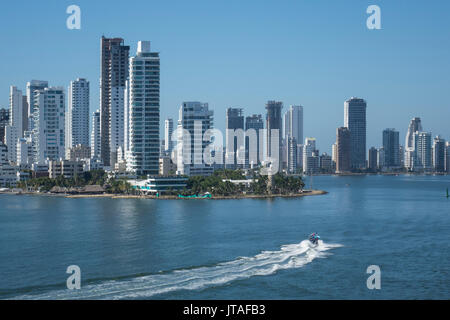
[0,175,449,299]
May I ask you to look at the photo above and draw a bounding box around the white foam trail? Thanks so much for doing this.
[12,240,342,300]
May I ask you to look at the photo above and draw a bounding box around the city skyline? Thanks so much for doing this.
[1,1,449,153]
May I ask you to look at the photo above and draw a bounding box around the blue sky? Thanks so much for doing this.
[1,0,449,153]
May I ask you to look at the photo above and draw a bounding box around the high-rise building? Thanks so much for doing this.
[32,87,65,163]
[67,78,90,151]
[336,127,351,173]
[91,110,101,160]
[445,142,450,173]
[283,105,303,146]
[177,102,214,176]
[225,108,244,168]
[17,136,33,166]
[319,153,333,172]
[0,142,18,187]
[399,145,404,167]
[0,108,9,144]
[245,114,264,168]
[286,136,297,173]
[404,117,422,170]
[26,80,48,131]
[296,144,303,170]
[331,143,337,165]
[303,137,317,174]
[305,150,320,175]
[368,147,378,172]
[125,41,160,175]
[382,128,400,169]
[344,97,367,170]
[377,147,385,169]
[100,36,130,167]
[265,101,283,171]
[5,86,24,163]
[22,96,28,134]
[413,131,432,171]
[164,118,174,154]
[432,136,446,172]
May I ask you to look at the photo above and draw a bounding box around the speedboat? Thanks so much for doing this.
[309,233,320,245]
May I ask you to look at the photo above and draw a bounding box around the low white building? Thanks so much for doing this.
[48,160,84,179]
[128,176,188,194]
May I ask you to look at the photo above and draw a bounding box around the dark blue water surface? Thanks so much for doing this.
[0,175,449,299]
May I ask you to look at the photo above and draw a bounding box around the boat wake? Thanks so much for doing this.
[12,239,342,300]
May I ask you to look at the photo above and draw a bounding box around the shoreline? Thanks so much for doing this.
[0,190,327,200]
[67,189,327,199]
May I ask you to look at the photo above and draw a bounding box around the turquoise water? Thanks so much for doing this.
[0,175,449,299]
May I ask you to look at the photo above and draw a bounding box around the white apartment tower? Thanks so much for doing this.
[404,117,422,170]
[126,41,160,175]
[26,80,48,131]
[67,78,90,150]
[165,118,174,153]
[303,137,316,174]
[413,131,432,171]
[283,105,303,146]
[5,86,24,163]
[445,142,450,173]
[17,136,33,166]
[32,87,65,163]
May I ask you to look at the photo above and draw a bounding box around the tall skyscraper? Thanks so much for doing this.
[125,41,160,175]
[404,117,422,170]
[368,147,378,172]
[382,128,400,169]
[283,105,303,146]
[286,136,297,173]
[225,108,244,168]
[245,114,264,167]
[91,110,101,160]
[445,142,450,173]
[26,80,48,131]
[67,78,90,151]
[5,86,24,163]
[32,87,65,163]
[413,131,432,171]
[0,108,9,144]
[100,36,130,167]
[331,143,337,165]
[344,97,367,170]
[22,96,28,134]
[377,147,385,168]
[164,118,174,153]
[432,136,446,172]
[176,102,214,176]
[336,127,351,173]
[265,101,282,171]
